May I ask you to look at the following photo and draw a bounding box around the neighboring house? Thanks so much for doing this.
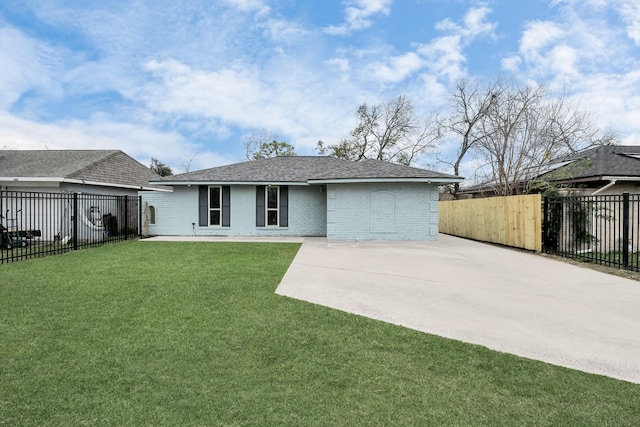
[0,150,167,243]
[460,145,640,198]
[0,150,165,195]
[142,156,462,241]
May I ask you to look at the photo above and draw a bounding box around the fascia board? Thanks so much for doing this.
[307,177,464,184]
[0,176,65,183]
[152,181,310,186]
[601,176,640,181]
[0,177,170,192]
[62,179,171,192]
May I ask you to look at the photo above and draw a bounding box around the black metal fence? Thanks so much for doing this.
[543,193,640,271]
[1,191,140,264]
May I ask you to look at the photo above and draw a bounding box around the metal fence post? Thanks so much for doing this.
[542,196,548,253]
[73,193,78,251]
[623,192,630,269]
[138,195,142,237]
[124,195,129,240]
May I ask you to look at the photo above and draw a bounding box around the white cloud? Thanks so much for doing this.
[414,7,496,83]
[417,35,466,82]
[436,6,497,38]
[549,44,579,76]
[519,21,565,55]
[324,0,392,35]
[504,1,640,146]
[0,111,233,170]
[326,57,351,74]
[501,55,522,72]
[620,2,640,45]
[139,58,358,152]
[370,52,423,83]
[345,0,392,29]
[0,24,58,109]
[262,18,311,43]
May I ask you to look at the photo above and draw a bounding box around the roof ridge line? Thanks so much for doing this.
[68,150,121,178]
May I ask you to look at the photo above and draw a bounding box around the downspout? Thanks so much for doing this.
[591,179,617,196]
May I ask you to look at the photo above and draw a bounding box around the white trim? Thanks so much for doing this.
[600,176,640,181]
[265,185,280,227]
[155,178,463,186]
[0,177,170,192]
[208,185,222,227]
[152,180,308,186]
[307,177,463,184]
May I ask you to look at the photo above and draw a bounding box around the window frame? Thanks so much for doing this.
[208,185,222,226]
[266,185,280,227]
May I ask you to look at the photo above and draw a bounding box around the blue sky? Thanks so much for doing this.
[1,0,639,176]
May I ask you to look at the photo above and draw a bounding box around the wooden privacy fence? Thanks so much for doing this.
[439,194,543,251]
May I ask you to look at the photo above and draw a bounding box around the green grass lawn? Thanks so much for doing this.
[1,242,639,426]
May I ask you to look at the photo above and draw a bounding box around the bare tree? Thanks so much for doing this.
[438,77,615,196]
[181,151,198,173]
[438,78,500,198]
[323,95,441,165]
[475,80,615,195]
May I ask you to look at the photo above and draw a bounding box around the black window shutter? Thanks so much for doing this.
[222,186,231,227]
[256,186,265,227]
[280,186,288,227]
[198,185,208,226]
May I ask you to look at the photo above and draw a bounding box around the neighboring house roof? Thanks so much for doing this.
[0,150,167,191]
[541,145,640,183]
[155,156,462,185]
[460,145,640,196]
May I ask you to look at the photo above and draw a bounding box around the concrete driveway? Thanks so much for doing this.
[276,234,640,384]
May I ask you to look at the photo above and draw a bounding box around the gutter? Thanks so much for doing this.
[0,177,171,192]
[307,177,464,185]
[151,181,310,186]
[591,176,640,196]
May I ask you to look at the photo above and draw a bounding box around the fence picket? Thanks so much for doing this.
[441,193,640,272]
[1,190,140,264]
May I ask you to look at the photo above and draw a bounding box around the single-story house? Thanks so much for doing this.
[460,145,640,198]
[142,156,462,241]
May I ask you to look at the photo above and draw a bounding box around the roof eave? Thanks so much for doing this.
[0,177,170,192]
[151,180,310,186]
[0,177,64,183]
[307,177,464,184]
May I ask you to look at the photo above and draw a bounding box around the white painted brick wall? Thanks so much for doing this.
[141,182,439,240]
[140,185,326,237]
[326,182,439,241]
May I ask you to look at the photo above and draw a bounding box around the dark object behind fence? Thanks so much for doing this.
[543,192,640,271]
[1,191,140,264]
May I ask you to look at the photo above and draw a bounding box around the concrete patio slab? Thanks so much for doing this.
[276,234,640,384]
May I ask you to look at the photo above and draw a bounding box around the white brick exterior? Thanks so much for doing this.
[140,185,326,237]
[141,182,440,240]
[326,182,440,241]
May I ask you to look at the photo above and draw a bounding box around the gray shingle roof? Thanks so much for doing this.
[310,158,460,180]
[0,150,164,189]
[543,145,640,182]
[158,156,461,184]
[160,156,350,182]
